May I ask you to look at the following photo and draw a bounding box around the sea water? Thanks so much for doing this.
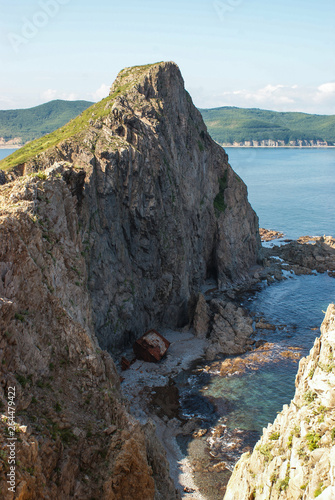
[205,273,335,433]
[0,149,17,161]
[225,148,335,239]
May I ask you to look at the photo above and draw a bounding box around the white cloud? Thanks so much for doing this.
[41,89,78,101]
[92,84,110,102]
[221,84,298,107]
[191,82,335,114]
[40,84,110,105]
[41,89,57,101]
[317,82,335,95]
[315,82,335,108]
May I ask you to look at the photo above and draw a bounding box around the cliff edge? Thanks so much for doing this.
[224,304,335,500]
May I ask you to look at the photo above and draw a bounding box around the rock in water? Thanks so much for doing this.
[224,303,335,500]
[0,62,261,499]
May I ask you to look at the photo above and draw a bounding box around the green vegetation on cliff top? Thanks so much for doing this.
[0,63,159,171]
[200,107,335,145]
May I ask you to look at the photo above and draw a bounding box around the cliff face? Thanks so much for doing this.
[3,62,260,351]
[224,304,335,500]
[0,62,261,498]
[0,165,176,499]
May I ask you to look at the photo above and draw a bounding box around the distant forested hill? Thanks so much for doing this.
[1,101,334,148]
[0,100,94,144]
[200,107,335,146]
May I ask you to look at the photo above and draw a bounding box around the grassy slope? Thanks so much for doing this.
[200,107,335,144]
[0,100,94,143]
[0,63,158,171]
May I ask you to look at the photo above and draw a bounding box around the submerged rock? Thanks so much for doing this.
[218,344,302,377]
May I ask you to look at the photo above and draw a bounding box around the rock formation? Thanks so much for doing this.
[0,138,22,148]
[265,236,335,276]
[193,294,254,359]
[1,61,261,352]
[0,163,177,499]
[224,304,335,500]
[0,62,261,498]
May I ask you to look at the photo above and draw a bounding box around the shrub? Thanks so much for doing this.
[277,477,289,491]
[306,432,321,451]
[256,443,273,462]
[16,374,28,388]
[214,171,228,215]
[304,391,317,404]
[55,402,62,413]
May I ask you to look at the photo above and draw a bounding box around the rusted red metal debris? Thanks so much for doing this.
[133,329,170,363]
[121,357,131,371]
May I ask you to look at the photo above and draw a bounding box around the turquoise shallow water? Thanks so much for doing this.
[225,148,335,239]
[206,273,334,433]
[177,273,334,437]
[175,272,334,498]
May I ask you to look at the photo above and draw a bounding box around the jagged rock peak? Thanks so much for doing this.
[225,304,335,500]
[0,62,190,174]
[109,61,183,97]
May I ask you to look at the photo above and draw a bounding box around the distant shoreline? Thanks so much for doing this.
[2,144,335,151]
[221,145,335,149]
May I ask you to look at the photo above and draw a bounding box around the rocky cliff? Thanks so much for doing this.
[0,62,261,499]
[224,304,335,500]
[1,61,261,351]
[0,164,177,499]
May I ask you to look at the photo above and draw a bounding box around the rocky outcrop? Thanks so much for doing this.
[264,236,335,276]
[259,228,284,242]
[193,294,254,359]
[224,304,335,500]
[0,164,177,499]
[1,62,261,351]
[0,63,261,498]
[0,138,22,148]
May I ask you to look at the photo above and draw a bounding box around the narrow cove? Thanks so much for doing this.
[120,147,335,499]
[171,272,334,497]
[119,270,333,499]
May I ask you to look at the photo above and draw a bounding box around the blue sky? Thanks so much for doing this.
[1,0,334,113]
